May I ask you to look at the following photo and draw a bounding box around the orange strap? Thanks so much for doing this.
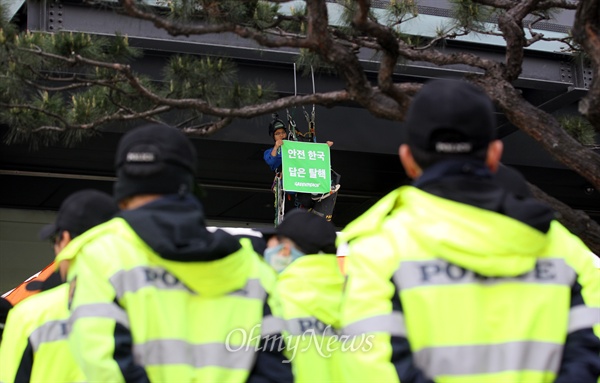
[3,262,56,305]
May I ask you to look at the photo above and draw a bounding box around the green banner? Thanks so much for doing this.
[281,141,331,193]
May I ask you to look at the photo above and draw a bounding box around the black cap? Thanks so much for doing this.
[405,79,496,155]
[113,124,197,202]
[275,209,337,254]
[39,189,119,240]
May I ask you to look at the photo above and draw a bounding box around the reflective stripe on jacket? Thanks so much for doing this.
[0,283,85,383]
[56,218,280,383]
[339,186,600,383]
[272,255,346,383]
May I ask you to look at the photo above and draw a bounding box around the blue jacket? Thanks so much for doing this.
[264,147,281,172]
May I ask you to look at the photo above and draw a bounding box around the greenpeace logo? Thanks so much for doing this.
[294,182,320,188]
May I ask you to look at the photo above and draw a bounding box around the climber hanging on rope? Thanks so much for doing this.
[263,65,340,225]
[264,115,295,224]
[263,112,339,225]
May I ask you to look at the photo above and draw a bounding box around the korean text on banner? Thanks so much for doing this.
[282,141,331,193]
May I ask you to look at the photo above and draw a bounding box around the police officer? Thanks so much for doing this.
[0,189,118,383]
[265,209,344,383]
[339,79,600,383]
[57,124,292,382]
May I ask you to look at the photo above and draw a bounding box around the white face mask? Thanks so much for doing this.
[263,244,304,273]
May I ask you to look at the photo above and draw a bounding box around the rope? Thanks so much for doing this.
[301,65,317,142]
[285,63,300,141]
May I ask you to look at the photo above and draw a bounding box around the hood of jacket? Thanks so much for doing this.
[118,194,242,262]
[340,182,556,277]
[277,255,345,328]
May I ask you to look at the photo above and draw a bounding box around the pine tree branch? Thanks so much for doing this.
[115,0,491,120]
[413,31,471,51]
[473,76,600,192]
[353,0,409,111]
[497,0,540,81]
[22,80,93,92]
[573,0,600,130]
[473,0,577,11]
[119,0,313,49]
[182,117,233,136]
[31,126,64,132]
[302,0,376,109]
[0,103,70,128]
[472,0,521,8]
[74,106,172,129]
[106,92,163,125]
[532,0,578,10]
[72,51,359,120]
[0,101,171,130]
[399,41,502,77]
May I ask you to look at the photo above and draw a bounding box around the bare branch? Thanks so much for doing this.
[413,31,470,51]
[23,80,93,92]
[31,126,65,132]
[352,0,409,110]
[182,117,234,136]
[524,15,547,46]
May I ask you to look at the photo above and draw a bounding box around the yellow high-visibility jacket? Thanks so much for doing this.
[56,216,289,383]
[0,283,85,383]
[339,186,600,383]
[272,255,345,383]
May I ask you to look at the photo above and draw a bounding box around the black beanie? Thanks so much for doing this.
[268,118,286,138]
[113,124,197,202]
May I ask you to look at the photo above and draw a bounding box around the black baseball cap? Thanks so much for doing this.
[39,189,119,240]
[113,124,198,202]
[405,79,496,155]
[275,209,337,254]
